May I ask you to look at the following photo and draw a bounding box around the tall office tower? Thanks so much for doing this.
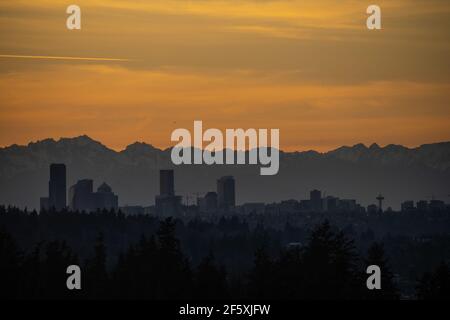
[49,163,66,210]
[69,179,94,211]
[310,189,322,212]
[40,197,49,211]
[160,170,175,196]
[155,169,181,217]
[217,176,235,210]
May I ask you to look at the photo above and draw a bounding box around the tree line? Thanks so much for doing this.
[1,215,448,300]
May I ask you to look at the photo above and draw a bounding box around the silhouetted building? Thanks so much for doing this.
[198,192,218,213]
[40,163,66,211]
[49,164,67,209]
[217,176,235,210]
[69,180,118,212]
[310,189,322,212]
[69,179,94,211]
[241,202,265,215]
[299,200,311,212]
[155,195,182,217]
[367,204,378,214]
[279,199,300,213]
[401,201,415,212]
[339,199,357,212]
[429,200,445,212]
[323,196,338,212]
[417,200,428,212]
[93,182,118,210]
[160,170,174,196]
[40,197,49,211]
[155,169,182,217]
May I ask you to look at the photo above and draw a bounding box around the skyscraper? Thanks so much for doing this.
[69,179,94,211]
[40,197,49,211]
[310,189,322,212]
[160,170,175,196]
[217,176,235,210]
[155,169,182,217]
[48,163,66,210]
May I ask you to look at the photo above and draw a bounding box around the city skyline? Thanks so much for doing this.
[36,163,449,215]
[1,0,450,304]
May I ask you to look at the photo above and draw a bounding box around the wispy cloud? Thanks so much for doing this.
[0,54,130,62]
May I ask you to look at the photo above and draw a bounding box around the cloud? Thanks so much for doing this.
[0,54,130,61]
[0,64,448,151]
[0,0,449,151]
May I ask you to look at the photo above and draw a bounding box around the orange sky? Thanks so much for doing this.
[0,0,449,152]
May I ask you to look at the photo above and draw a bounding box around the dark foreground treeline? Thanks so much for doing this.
[1,211,449,300]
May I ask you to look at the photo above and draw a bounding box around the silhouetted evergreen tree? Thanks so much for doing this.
[156,218,192,299]
[363,242,399,300]
[112,246,138,299]
[275,247,303,299]
[417,262,450,300]
[0,229,22,299]
[135,235,159,298]
[301,221,361,299]
[194,252,229,299]
[19,243,43,299]
[247,246,275,299]
[41,240,78,299]
[85,233,109,299]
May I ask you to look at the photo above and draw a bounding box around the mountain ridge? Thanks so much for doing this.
[2,134,449,154]
[0,135,449,210]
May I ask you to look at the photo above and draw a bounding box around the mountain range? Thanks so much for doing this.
[1,135,449,210]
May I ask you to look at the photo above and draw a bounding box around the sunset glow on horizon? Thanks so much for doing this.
[0,0,449,152]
